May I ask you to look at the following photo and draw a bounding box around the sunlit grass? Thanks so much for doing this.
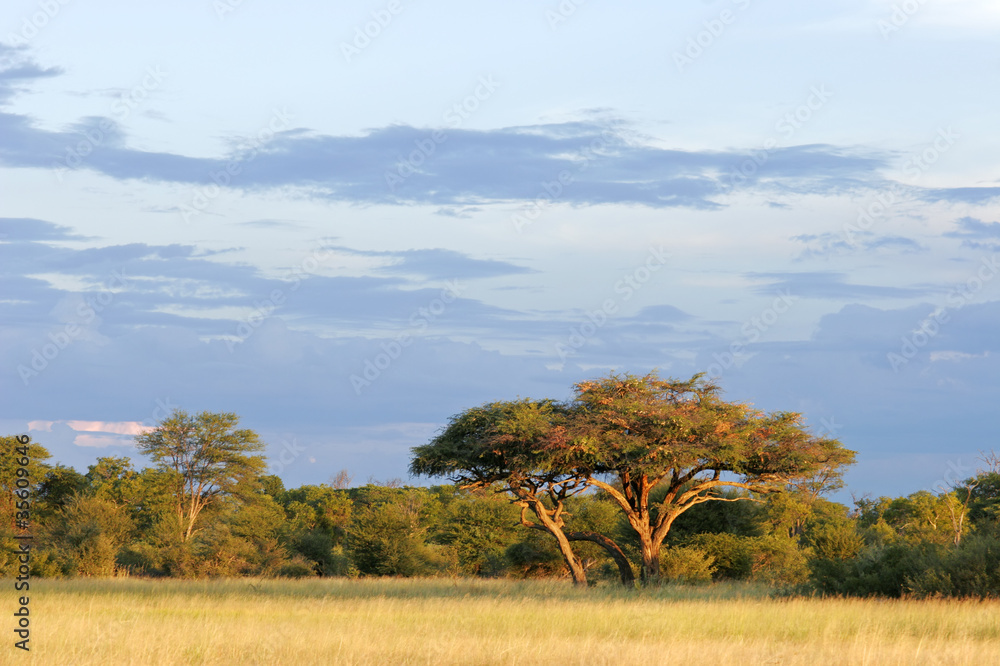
[16,577,1000,665]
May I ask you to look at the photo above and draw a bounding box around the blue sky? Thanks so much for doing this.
[2,0,999,500]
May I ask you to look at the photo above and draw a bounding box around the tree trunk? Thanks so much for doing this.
[567,531,635,587]
[639,538,660,584]
[522,499,588,587]
[551,528,588,587]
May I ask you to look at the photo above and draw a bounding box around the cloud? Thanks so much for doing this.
[25,419,145,450]
[65,420,150,435]
[922,187,1000,205]
[930,350,988,363]
[628,304,692,323]
[0,225,552,344]
[944,216,1000,250]
[793,231,925,258]
[0,52,901,211]
[744,272,931,300]
[73,433,134,448]
[236,219,305,230]
[0,44,63,103]
[0,217,90,242]
[0,114,895,210]
[331,246,535,280]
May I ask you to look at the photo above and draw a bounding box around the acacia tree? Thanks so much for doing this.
[410,399,634,587]
[412,372,855,586]
[134,410,266,541]
[561,372,856,582]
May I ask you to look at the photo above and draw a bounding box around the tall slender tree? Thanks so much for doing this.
[134,410,266,541]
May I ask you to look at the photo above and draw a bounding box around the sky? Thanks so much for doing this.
[2,0,999,502]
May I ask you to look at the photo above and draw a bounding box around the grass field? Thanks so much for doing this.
[10,577,1000,665]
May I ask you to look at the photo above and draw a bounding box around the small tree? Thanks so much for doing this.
[134,410,266,541]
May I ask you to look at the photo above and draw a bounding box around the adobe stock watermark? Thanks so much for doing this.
[53,65,167,183]
[814,415,843,439]
[178,107,293,223]
[5,0,72,46]
[213,0,250,20]
[877,0,927,39]
[510,126,622,233]
[843,126,958,246]
[887,252,999,372]
[268,437,307,476]
[225,241,337,351]
[673,0,753,73]
[384,75,500,192]
[929,458,976,495]
[717,84,833,195]
[350,280,464,395]
[554,245,670,362]
[340,0,405,63]
[16,269,130,386]
[545,0,588,30]
[704,290,797,378]
[139,397,179,430]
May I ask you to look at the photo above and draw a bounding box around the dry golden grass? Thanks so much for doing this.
[10,577,1000,665]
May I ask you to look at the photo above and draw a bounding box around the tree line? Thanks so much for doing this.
[3,371,999,597]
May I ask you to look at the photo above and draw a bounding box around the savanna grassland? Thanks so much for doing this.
[15,577,1000,665]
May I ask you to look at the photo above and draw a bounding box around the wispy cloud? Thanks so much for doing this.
[745,271,931,300]
[944,216,1000,249]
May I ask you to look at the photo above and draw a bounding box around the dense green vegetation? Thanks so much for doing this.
[4,373,999,598]
[5,435,999,596]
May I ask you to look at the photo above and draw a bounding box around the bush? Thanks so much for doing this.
[660,546,716,584]
[907,534,1000,598]
[808,541,944,597]
[504,534,565,579]
[683,533,753,579]
[46,495,134,576]
[278,556,317,578]
[345,494,438,576]
[436,494,520,576]
[747,534,809,585]
[682,533,809,584]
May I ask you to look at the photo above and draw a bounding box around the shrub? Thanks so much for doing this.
[683,533,752,579]
[345,494,437,576]
[660,546,716,584]
[278,556,317,578]
[747,534,809,585]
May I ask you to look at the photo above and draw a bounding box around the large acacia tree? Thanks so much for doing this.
[411,372,855,585]
[134,410,266,541]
